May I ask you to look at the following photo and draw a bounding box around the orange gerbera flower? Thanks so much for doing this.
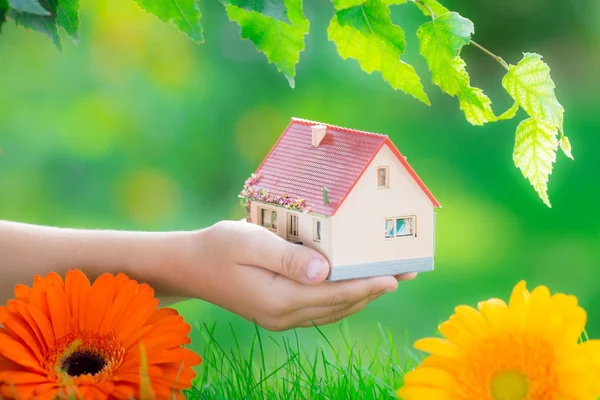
[397,281,600,400]
[0,269,202,400]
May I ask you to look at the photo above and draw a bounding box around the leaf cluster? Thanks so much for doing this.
[0,0,573,206]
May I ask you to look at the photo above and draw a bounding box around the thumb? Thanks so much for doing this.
[237,223,331,284]
[277,242,331,284]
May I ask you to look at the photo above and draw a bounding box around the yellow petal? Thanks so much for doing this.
[525,285,551,334]
[419,355,456,371]
[403,366,453,388]
[452,305,489,338]
[438,321,462,344]
[508,280,530,328]
[414,338,459,359]
[477,298,508,330]
[397,385,454,400]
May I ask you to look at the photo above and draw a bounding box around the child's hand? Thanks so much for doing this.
[170,220,416,331]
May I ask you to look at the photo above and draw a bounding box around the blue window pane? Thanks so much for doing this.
[385,219,395,238]
[396,217,413,236]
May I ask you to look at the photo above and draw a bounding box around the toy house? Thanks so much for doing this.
[239,117,441,281]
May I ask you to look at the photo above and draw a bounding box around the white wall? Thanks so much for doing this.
[249,201,333,262]
[330,144,435,266]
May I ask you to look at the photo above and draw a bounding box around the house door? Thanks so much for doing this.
[287,214,299,241]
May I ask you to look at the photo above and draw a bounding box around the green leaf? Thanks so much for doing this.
[57,0,79,40]
[133,0,203,42]
[414,0,449,17]
[226,0,309,88]
[0,0,8,32]
[502,52,564,131]
[417,12,512,125]
[328,0,430,105]
[8,0,49,15]
[335,0,406,8]
[221,0,289,24]
[8,0,62,50]
[559,134,573,160]
[513,118,558,207]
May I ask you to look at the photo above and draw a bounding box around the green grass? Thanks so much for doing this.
[184,323,422,400]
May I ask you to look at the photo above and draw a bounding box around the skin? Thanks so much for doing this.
[0,219,416,331]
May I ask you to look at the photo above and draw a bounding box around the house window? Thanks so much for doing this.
[287,214,299,238]
[259,207,277,231]
[385,216,415,238]
[377,166,389,188]
[313,219,322,242]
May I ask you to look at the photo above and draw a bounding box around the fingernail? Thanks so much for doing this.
[383,286,397,294]
[306,259,326,281]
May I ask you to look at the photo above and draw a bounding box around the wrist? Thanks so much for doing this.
[124,229,206,299]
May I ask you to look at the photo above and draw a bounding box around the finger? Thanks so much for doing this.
[297,292,380,328]
[297,275,398,308]
[395,272,418,281]
[289,290,385,326]
[231,221,330,285]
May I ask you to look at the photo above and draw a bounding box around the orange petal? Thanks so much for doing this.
[13,284,31,302]
[83,273,116,333]
[114,273,132,292]
[33,383,60,400]
[0,331,46,374]
[1,382,38,399]
[27,290,51,318]
[0,371,48,384]
[46,272,65,288]
[46,282,71,340]
[153,363,197,387]
[113,367,163,383]
[31,275,48,293]
[27,303,55,349]
[98,281,138,336]
[139,332,191,355]
[164,348,201,367]
[146,308,179,325]
[1,313,44,363]
[0,354,23,370]
[11,301,49,353]
[65,269,92,334]
[116,298,159,343]
[111,383,136,399]
[121,325,154,352]
[78,384,110,400]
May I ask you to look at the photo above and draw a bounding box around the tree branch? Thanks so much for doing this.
[413,0,510,71]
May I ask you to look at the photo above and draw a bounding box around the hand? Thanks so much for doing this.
[170,220,417,331]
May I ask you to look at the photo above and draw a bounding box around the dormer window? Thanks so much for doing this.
[377,166,389,188]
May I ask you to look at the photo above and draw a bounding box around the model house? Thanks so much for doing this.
[239,117,441,280]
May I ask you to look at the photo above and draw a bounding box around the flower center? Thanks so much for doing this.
[45,332,125,382]
[61,350,106,377]
[490,370,529,400]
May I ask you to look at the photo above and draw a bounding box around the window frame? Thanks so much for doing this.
[384,215,417,239]
[377,166,389,189]
[313,219,322,242]
[258,207,278,231]
[287,213,299,239]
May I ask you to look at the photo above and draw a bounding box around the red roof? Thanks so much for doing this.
[242,117,440,216]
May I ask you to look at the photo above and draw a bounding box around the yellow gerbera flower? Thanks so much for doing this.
[397,281,600,400]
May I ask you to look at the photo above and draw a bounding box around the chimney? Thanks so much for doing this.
[311,125,327,147]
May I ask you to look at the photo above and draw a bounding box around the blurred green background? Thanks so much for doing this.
[1,0,599,362]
